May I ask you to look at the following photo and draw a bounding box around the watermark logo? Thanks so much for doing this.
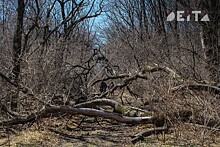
[167,11,209,22]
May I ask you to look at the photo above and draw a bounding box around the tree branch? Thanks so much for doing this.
[0,71,18,87]
[131,126,168,144]
[171,84,220,94]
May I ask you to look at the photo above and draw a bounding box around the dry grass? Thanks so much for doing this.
[1,115,220,147]
[1,86,220,146]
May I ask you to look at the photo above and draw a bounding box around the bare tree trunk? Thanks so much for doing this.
[141,0,149,35]
[11,0,25,111]
[58,0,68,35]
[2,0,5,33]
[204,27,220,83]
[202,0,220,83]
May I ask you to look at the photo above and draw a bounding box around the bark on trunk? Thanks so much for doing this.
[203,26,220,83]
[11,0,25,111]
[202,0,220,83]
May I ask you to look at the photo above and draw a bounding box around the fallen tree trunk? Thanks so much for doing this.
[0,105,153,127]
[74,98,118,108]
[141,64,183,82]
[74,98,151,116]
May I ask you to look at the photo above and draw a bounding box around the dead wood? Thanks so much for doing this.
[91,74,130,86]
[192,116,220,128]
[141,64,183,82]
[94,73,148,98]
[131,126,168,144]
[0,71,50,106]
[74,98,118,108]
[175,110,220,128]
[0,102,21,117]
[48,127,78,139]
[0,71,18,87]
[75,98,153,118]
[75,98,149,112]
[0,105,153,127]
[92,64,183,98]
[171,84,220,94]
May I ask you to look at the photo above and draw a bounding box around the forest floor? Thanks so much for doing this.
[0,116,220,147]
[0,95,220,146]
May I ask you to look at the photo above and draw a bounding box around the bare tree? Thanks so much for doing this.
[11,0,25,110]
[175,0,220,83]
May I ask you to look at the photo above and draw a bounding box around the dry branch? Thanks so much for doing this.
[94,73,148,98]
[74,98,152,118]
[0,102,21,117]
[141,64,183,82]
[74,98,117,108]
[175,110,220,128]
[0,105,153,127]
[193,116,220,128]
[91,74,130,86]
[92,64,183,98]
[171,84,220,94]
[0,71,52,106]
[0,71,18,87]
[0,98,156,126]
[131,126,168,144]
[75,98,149,112]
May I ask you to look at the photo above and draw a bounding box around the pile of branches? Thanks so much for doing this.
[0,64,220,144]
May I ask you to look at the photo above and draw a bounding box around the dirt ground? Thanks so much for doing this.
[1,115,220,147]
[1,94,220,146]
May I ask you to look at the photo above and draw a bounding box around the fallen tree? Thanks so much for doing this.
[0,105,153,126]
[75,98,152,117]
[1,65,220,144]
[0,98,162,127]
[1,98,219,144]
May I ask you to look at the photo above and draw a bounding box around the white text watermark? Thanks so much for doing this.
[167,11,209,22]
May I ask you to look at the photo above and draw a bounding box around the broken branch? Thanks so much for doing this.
[131,126,168,144]
[171,84,220,94]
